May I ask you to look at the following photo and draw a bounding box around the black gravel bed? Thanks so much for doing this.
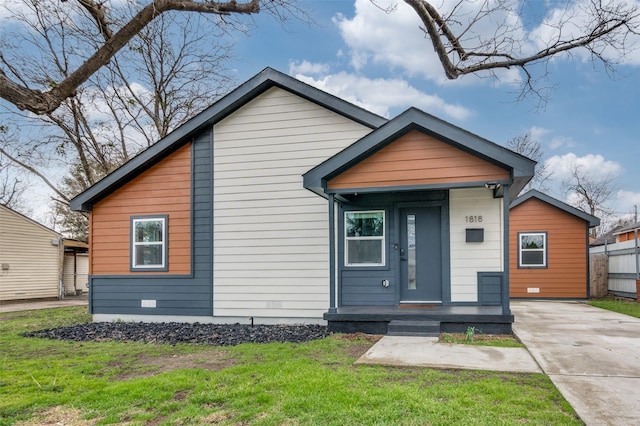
[22,322,330,346]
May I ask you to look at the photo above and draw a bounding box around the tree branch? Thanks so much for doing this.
[0,146,70,203]
[0,0,260,115]
[403,0,640,84]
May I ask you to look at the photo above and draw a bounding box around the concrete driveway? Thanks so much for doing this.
[0,293,88,313]
[512,301,640,426]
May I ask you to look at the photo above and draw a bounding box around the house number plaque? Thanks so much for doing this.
[465,215,483,223]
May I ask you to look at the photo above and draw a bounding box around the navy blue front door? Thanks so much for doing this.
[399,207,442,302]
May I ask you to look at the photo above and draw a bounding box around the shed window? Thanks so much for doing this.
[345,211,385,266]
[518,232,547,268]
[131,216,168,271]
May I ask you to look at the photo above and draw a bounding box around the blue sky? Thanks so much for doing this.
[2,0,638,228]
[228,0,640,223]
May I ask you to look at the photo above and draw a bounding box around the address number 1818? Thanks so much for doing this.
[465,215,483,223]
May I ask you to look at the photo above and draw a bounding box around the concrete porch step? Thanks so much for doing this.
[387,320,441,337]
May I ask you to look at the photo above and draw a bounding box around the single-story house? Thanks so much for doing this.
[613,222,640,243]
[70,68,536,334]
[509,190,599,299]
[0,204,88,303]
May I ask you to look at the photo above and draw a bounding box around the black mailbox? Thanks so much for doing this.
[466,228,484,243]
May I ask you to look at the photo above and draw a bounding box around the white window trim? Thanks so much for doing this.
[345,210,385,267]
[131,216,167,271]
[518,232,547,268]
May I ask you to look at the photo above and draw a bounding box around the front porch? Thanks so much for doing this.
[324,305,514,335]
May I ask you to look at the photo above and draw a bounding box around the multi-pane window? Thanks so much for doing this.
[519,232,547,268]
[345,211,385,266]
[131,216,167,270]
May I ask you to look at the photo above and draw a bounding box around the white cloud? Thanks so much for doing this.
[528,126,550,141]
[294,71,472,120]
[333,0,640,90]
[288,61,330,76]
[333,0,525,86]
[0,0,36,23]
[549,136,577,150]
[616,190,640,214]
[544,152,622,181]
[524,126,576,150]
[528,0,640,66]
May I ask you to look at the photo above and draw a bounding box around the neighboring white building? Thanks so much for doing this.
[0,204,88,302]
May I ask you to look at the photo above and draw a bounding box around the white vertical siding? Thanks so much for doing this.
[449,188,504,302]
[592,239,639,294]
[63,255,75,295]
[212,87,372,318]
[62,253,89,295]
[0,205,61,301]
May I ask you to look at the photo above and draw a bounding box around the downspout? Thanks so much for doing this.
[328,193,337,313]
[58,238,65,300]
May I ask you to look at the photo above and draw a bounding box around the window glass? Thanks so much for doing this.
[519,232,546,267]
[345,211,384,266]
[132,217,166,269]
[346,211,384,237]
[521,234,544,250]
[135,220,164,243]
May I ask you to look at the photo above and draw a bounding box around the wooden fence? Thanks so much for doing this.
[590,238,640,299]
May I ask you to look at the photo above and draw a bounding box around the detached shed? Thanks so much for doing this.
[0,204,88,302]
[509,190,599,299]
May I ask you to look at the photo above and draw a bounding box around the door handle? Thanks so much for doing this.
[400,248,406,260]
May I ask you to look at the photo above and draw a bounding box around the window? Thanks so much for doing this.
[131,216,168,271]
[519,232,547,268]
[345,210,385,266]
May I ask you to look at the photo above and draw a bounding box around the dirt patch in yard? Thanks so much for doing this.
[333,333,383,359]
[115,351,236,380]
[15,406,99,426]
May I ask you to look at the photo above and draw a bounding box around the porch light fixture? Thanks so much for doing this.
[484,182,500,190]
[485,182,503,198]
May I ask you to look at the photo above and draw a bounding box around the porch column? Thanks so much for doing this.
[328,194,337,313]
[502,185,511,315]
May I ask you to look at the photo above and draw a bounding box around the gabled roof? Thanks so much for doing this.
[613,222,640,236]
[510,189,600,228]
[303,107,536,200]
[70,67,387,212]
[0,203,61,238]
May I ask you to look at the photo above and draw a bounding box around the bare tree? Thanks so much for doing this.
[1,3,237,178]
[563,164,616,237]
[506,132,553,193]
[50,162,106,241]
[0,2,250,236]
[0,163,27,210]
[0,126,33,211]
[400,0,640,98]
[0,0,305,115]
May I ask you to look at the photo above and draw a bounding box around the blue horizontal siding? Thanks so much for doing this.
[91,128,214,317]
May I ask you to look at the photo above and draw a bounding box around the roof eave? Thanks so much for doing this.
[303,108,536,198]
[71,67,387,212]
[510,189,600,227]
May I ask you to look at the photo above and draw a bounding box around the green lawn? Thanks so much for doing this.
[589,297,640,319]
[1,307,581,425]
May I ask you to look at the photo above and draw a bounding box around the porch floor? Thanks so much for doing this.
[324,305,514,335]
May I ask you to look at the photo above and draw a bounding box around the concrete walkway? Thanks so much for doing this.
[356,335,541,373]
[0,293,88,313]
[512,301,640,426]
